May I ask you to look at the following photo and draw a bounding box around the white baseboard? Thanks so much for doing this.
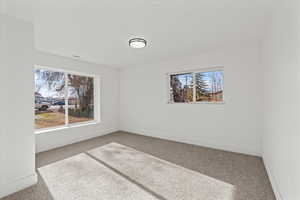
[121,128,261,157]
[263,156,284,200]
[0,172,37,199]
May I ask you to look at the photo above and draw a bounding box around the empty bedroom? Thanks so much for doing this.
[0,0,299,200]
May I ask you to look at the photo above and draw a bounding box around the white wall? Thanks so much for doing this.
[0,15,37,198]
[262,1,300,200]
[0,5,119,196]
[120,46,263,156]
[35,51,119,153]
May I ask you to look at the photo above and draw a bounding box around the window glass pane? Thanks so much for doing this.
[35,69,66,129]
[170,73,193,103]
[67,74,94,124]
[196,70,224,102]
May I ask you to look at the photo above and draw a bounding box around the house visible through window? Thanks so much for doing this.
[35,67,96,130]
[169,68,224,103]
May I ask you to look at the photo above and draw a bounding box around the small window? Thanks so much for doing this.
[169,68,224,103]
[34,67,97,130]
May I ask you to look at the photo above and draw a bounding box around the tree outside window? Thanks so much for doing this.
[169,69,224,103]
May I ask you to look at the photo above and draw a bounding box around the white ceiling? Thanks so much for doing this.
[33,0,272,68]
[1,0,34,22]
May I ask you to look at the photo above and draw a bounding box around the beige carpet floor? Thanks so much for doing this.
[38,153,158,200]
[2,131,276,200]
[88,143,235,200]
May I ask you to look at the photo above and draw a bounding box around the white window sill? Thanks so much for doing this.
[35,121,99,135]
[167,101,225,105]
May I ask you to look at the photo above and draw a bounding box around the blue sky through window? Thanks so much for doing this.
[35,69,65,98]
[200,70,224,92]
[173,70,223,91]
[176,73,193,88]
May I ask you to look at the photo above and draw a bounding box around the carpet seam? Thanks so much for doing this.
[84,152,167,200]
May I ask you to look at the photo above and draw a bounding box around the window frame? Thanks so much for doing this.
[34,65,101,134]
[166,66,225,104]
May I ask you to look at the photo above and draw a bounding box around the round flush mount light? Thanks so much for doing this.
[129,38,147,49]
[72,54,80,59]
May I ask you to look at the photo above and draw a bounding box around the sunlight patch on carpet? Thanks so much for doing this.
[88,143,236,200]
[38,153,159,200]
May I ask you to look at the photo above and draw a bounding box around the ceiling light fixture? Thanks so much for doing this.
[72,54,80,59]
[129,38,147,49]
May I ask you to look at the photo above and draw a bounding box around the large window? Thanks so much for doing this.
[35,67,97,130]
[169,68,224,103]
